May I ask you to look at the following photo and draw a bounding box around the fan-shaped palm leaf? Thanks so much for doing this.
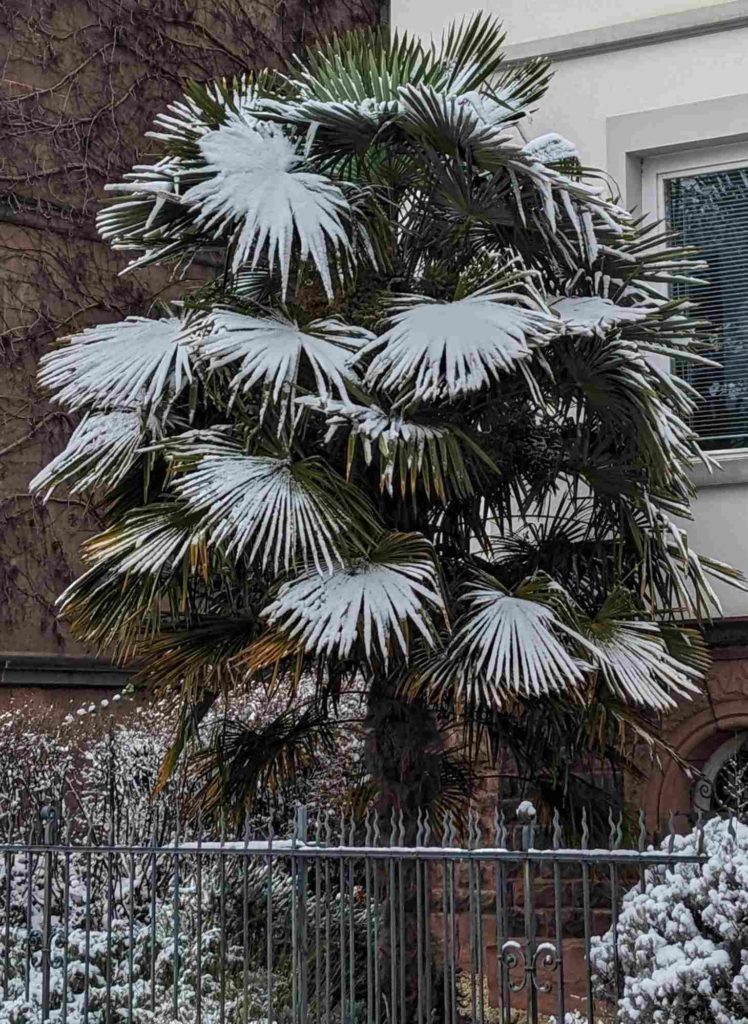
[292,24,431,105]
[38,316,191,411]
[81,502,203,578]
[585,593,703,710]
[301,396,497,501]
[361,289,558,399]
[187,706,337,817]
[58,503,208,651]
[197,311,370,402]
[442,574,589,702]
[183,112,353,296]
[396,82,627,234]
[431,12,509,94]
[29,410,144,497]
[551,296,650,336]
[261,532,445,662]
[172,447,376,573]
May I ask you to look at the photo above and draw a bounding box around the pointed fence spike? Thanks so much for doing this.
[581,806,589,852]
[416,808,424,847]
[397,806,405,846]
[667,810,676,854]
[364,806,373,846]
[608,807,616,849]
[552,809,562,851]
[442,809,453,848]
[469,807,481,850]
[638,809,647,852]
[424,808,431,847]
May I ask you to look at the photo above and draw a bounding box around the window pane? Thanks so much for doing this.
[666,166,748,450]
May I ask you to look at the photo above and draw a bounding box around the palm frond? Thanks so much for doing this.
[432,12,508,94]
[80,502,204,578]
[187,706,337,817]
[38,316,191,412]
[301,396,497,501]
[585,591,703,710]
[551,295,650,336]
[135,618,259,697]
[290,24,432,105]
[171,446,377,573]
[29,410,145,497]
[183,112,354,296]
[435,573,589,703]
[261,532,445,662]
[361,287,558,400]
[197,310,371,402]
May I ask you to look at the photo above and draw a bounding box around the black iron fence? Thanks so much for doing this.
[0,802,708,1024]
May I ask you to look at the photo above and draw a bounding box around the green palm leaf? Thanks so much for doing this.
[172,444,377,573]
[261,532,445,663]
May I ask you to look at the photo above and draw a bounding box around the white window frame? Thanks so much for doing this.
[642,142,748,480]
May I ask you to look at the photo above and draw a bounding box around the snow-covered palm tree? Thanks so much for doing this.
[32,15,742,818]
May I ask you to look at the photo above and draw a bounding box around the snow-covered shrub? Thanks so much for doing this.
[591,817,748,1024]
[0,696,368,1022]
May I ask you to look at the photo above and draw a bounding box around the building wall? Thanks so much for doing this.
[393,0,731,44]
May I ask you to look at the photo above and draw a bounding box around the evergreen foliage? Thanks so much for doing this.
[33,15,742,817]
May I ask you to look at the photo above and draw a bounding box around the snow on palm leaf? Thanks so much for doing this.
[522,133,579,165]
[183,112,353,296]
[586,593,703,710]
[78,504,202,579]
[38,316,191,412]
[29,410,144,498]
[300,397,491,500]
[197,311,370,402]
[551,296,650,336]
[171,447,374,574]
[591,619,701,710]
[261,533,445,662]
[361,290,559,400]
[440,575,589,702]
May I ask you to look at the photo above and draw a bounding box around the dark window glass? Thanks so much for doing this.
[666,166,748,449]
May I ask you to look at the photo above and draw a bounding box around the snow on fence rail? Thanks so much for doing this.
[0,802,714,1024]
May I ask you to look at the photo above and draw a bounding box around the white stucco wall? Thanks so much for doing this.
[391,1,748,615]
[393,0,731,46]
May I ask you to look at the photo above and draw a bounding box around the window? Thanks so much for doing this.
[694,732,748,818]
[643,144,748,451]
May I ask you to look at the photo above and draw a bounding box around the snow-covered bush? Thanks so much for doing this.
[0,696,367,1022]
[591,817,748,1024]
